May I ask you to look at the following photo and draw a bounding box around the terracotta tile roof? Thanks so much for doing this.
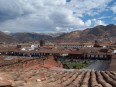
[0,69,116,87]
[0,47,111,55]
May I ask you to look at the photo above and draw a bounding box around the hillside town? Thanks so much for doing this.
[0,40,116,87]
[0,0,116,87]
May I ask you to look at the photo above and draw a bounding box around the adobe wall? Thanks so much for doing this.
[0,56,63,70]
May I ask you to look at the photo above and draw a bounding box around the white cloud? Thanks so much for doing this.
[44,0,66,5]
[95,20,106,26]
[55,27,71,32]
[67,0,112,16]
[0,0,113,33]
[92,19,106,26]
[85,20,92,26]
[111,6,116,13]
[3,30,11,34]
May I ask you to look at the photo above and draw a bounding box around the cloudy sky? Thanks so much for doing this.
[0,0,116,33]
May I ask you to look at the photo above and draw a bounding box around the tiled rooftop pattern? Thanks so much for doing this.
[0,68,116,87]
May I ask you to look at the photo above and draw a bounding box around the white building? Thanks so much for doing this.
[57,43,93,49]
[21,44,39,51]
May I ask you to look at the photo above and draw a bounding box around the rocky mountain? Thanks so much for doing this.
[45,32,66,37]
[56,30,82,41]
[56,24,116,42]
[0,31,17,43]
[11,32,53,42]
[33,32,65,37]
[0,24,116,43]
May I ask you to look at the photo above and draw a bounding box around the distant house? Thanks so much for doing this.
[101,43,116,49]
[56,43,93,49]
[17,44,31,48]
[17,44,39,51]
[107,44,116,48]
[112,50,116,54]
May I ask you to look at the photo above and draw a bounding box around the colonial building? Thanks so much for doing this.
[56,43,93,49]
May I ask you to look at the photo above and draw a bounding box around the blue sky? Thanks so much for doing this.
[0,0,115,33]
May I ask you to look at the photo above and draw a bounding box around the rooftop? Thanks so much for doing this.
[0,68,116,87]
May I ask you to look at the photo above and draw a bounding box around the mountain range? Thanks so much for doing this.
[0,24,116,43]
[56,24,116,42]
[0,31,17,43]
